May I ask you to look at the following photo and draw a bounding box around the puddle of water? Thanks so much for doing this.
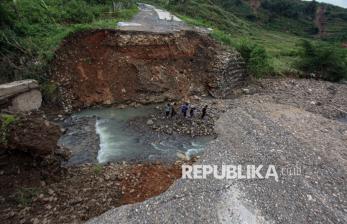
[72,105,214,164]
[339,116,347,123]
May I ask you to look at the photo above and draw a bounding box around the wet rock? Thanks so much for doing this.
[58,117,98,165]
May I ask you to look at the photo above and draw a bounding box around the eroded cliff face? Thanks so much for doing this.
[51,30,247,112]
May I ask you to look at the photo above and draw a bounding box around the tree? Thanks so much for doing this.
[298,40,347,82]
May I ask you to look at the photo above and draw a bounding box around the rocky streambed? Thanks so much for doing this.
[1,94,224,224]
[1,78,347,224]
[58,103,218,166]
[88,78,347,224]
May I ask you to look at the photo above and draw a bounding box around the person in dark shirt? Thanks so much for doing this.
[190,106,196,118]
[201,105,208,119]
[171,103,177,118]
[165,103,171,117]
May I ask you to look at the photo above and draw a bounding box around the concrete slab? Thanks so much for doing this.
[0,79,39,100]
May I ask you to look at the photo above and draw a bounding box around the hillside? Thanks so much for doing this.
[0,0,346,85]
[142,0,347,75]
[148,0,347,40]
[0,0,138,84]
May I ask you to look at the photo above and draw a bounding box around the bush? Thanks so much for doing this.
[0,2,15,28]
[0,114,16,145]
[41,82,59,104]
[248,46,274,78]
[93,164,103,175]
[62,0,96,23]
[237,39,274,78]
[236,39,256,63]
[297,40,347,82]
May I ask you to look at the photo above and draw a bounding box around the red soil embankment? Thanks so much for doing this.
[51,30,247,112]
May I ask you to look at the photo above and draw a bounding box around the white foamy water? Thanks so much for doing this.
[96,119,125,163]
[75,105,214,164]
[185,136,213,158]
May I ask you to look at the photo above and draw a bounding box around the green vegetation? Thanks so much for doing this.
[0,0,138,83]
[142,0,347,80]
[0,114,16,145]
[15,187,41,206]
[41,82,59,104]
[297,40,347,82]
[236,39,274,78]
[93,164,103,175]
[214,35,274,78]
[0,0,346,83]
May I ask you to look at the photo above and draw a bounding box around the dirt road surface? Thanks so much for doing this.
[117,3,209,33]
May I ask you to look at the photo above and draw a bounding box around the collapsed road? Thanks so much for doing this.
[83,5,347,224]
[1,3,345,224]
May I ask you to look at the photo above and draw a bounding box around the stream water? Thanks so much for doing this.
[70,105,214,164]
[339,115,347,123]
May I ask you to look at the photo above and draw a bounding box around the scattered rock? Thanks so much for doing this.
[146,119,154,126]
[242,88,250,94]
[48,189,54,195]
[342,130,347,141]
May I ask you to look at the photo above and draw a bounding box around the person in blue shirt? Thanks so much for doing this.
[181,103,189,117]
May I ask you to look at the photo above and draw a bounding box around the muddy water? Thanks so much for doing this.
[71,105,213,164]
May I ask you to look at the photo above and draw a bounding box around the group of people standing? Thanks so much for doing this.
[164,103,208,119]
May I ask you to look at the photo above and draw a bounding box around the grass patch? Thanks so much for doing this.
[41,82,59,104]
[182,16,301,75]
[0,114,16,145]
[93,164,103,175]
[15,187,41,206]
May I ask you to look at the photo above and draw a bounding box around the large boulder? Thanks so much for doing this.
[0,114,63,157]
[0,80,42,112]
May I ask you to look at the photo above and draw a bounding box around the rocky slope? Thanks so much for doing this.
[51,30,247,112]
[0,162,183,224]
